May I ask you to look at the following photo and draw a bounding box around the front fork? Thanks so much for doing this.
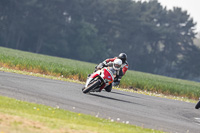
[86,76,106,92]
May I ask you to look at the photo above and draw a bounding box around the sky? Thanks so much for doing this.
[138,0,200,33]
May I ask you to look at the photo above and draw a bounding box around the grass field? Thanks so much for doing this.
[0,46,200,100]
[0,96,164,133]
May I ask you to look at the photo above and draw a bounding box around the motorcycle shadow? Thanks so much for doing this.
[110,91,141,99]
[89,92,143,106]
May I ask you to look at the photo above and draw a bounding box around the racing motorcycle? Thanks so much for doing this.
[82,67,115,94]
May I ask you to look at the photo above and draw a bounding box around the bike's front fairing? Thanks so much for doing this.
[85,67,114,91]
[102,68,114,86]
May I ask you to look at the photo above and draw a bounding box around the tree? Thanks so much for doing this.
[156,7,197,76]
[0,0,197,80]
[178,45,200,80]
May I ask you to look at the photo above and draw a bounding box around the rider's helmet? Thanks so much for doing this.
[118,53,127,64]
[113,59,122,71]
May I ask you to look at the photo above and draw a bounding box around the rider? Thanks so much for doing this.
[95,53,128,92]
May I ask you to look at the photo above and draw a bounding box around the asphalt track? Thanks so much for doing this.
[0,71,200,133]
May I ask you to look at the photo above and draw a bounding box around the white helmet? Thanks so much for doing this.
[113,59,122,70]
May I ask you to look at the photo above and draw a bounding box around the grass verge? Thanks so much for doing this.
[0,96,165,133]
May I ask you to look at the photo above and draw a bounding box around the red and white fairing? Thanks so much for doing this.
[85,67,114,91]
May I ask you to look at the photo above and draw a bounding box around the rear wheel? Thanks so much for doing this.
[82,80,101,94]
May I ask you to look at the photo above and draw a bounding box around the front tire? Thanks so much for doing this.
[195,100,200,109]
[82,80,101,94]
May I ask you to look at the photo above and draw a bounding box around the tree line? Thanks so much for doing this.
[0,0,200,81]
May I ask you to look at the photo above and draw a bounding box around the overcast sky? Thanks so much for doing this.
[137,0,200,33]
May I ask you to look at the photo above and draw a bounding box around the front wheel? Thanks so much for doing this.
[195,100,200,109]
[82,80,101,94]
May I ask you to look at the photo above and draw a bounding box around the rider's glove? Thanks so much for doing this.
[99,64,104,69]
[98,63,106,69]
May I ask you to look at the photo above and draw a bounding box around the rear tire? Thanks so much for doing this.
[82,80,101,94]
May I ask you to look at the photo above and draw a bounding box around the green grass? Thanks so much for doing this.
[0,46,94,81]
[0,46,200,99]
[0,96,165,133]
[120,71,200,99]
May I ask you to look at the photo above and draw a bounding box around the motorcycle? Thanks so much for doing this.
[82,67,115,93]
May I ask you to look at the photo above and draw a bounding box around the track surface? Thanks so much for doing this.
[0,71,200,133]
